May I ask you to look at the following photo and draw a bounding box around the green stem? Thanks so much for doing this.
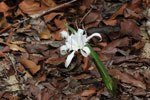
[87,44,117,91]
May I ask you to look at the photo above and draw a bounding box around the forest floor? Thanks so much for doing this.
[0,0,150,100]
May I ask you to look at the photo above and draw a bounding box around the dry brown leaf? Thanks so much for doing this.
[43,12,64,23]
[11,41,25,45]
[103,19,117,26]
[0,2,10,16]
[19,0,54,15]
[20,58,40,74]
[82,57,89,70]
[8,44,26,52]
[102,37,129,54]
[52,18,68,40]
[82,0,94,8]
[72,74,88,80]
[124,9,143,19]
[133,39,146,50]
[120,19,141,41]
[81,86,96,96]
[84,11,101,24]
[45,57,65,66]
[41,0,56,7]
[0,51,5,58]
[109,69,146,89]
[16,25,31,33]
[109,3,127,20]
[39,29,51,39]
[0,12,8,28]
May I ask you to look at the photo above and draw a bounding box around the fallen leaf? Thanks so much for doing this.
[11,41,25,45]
[19,0,53,15]
[102,37,130,54]
[0,2,10,16]
[8,44,26,52]
[39,29,51,39]
[132,39,146,50]
[81,86,96,96]
[52,18,68,40]
[109,69,146,89]
[41,0,56,7]
[45,57,65,66]
[103,19,117,26]
[120,19,141,41]
[43,12,64,23]
[82,57,89,70]
[25,44,48,54]
[20,58,40,74]
[72,74,89,80]
[84,11,101,24]
[0,51,5,58]
[41,89,54,100]
[0,12,8,28]
[16,25,31,33]
[133,88,146,96]
[82,0,94,8]
[109,3,127,20]
[128,0,141,12]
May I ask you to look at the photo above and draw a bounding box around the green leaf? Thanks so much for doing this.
[87,44,117,92]
[65,23,76,34]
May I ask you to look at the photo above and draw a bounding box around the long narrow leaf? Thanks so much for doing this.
[87,44,117,92]
[65,23,76,34]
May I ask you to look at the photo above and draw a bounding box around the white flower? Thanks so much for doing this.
[60,29,102,68]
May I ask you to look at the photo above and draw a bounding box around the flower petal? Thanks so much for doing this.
[77,29,84,35]
[60,31,69,38]
[65,51,76,68]
[80,46,90,57]
[60,45,69,55]
[86,33,102,42]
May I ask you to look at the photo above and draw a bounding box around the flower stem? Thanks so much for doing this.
[87,44,117,92]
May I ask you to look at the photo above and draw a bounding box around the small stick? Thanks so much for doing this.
[6,28,13,44]
[30,0,77,19]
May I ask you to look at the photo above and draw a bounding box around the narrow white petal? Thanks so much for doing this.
[60,45,69,55]
[60,31,69,38]
[80,46,90,57]
[86,33,102,42]
[77,29,84,35]
[65,51,76,68]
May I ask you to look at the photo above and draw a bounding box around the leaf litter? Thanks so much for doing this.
[0,0,149,99]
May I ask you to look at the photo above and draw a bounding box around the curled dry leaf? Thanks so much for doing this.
[108,69,146,89]
[44,12,64,23]
[132,39,146,50]
[8,44,26,52]
[39,29,51,39]
[16,25,31,33]
[20,58,40,74]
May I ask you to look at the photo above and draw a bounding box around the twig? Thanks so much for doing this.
[30,0,77,19]
[6,28,13,44]
[80,8,92,24]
